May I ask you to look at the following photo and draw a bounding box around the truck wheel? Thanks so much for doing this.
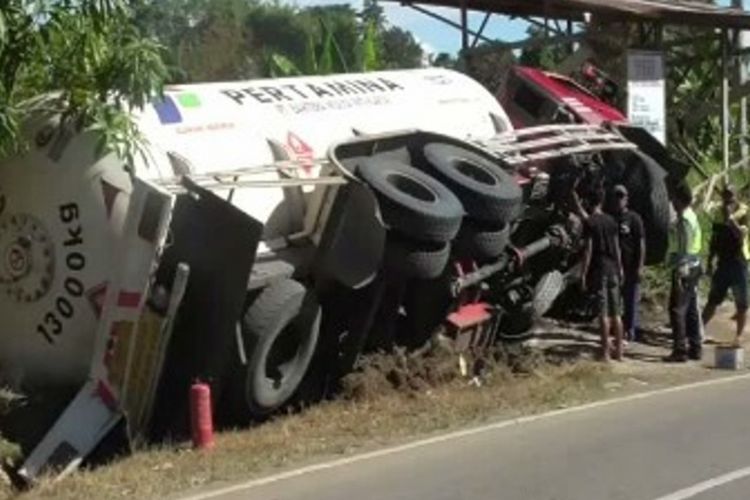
[358,157,464,242]
[422,143,522,224]
[532,270,565,319]
[340,148,410,175]
[384,234,450,280]
[241,279,321,417]
[621,152,669,265]
[454,220,510,260]
[497,304,535,342]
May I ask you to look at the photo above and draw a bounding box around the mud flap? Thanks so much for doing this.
[18,178,174,481]
[314,182,385,289]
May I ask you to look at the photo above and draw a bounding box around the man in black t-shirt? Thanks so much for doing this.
[613,185,645,342]
[582,188,625,361]
[703,185,749,344]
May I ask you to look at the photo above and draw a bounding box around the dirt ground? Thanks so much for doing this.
[534,302,742,371]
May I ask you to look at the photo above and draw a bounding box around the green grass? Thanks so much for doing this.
[1,388,22,499]
[12,361,621,500]
[13,353,721,500]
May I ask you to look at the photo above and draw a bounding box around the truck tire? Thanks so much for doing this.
[384,234,450,280]
[454,220,510,260]
[422,143,522,224]
[340,148,411,175]
[532,270,565,319]
[358,157,464,242]
[621,152,670,265]
[240,279,321,417]
[497,304,535,342]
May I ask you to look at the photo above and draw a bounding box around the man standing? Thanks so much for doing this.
[582,188,624,361]
[664,184,703,362]
[702,185,749,345]
[613,185,645,342]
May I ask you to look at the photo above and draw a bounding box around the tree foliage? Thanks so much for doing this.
[431,52,458,69]
[518,26,568,70]
[138,0,425,81]
[1,0,167,160]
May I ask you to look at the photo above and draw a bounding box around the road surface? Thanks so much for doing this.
[187,374,750,500]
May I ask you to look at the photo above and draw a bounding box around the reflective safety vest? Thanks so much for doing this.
[668,206,702,266]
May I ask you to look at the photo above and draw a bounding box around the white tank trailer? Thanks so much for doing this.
[0,68,507,391]
[0,68,530,480]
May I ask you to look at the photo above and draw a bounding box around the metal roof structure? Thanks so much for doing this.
[385,0,750,29]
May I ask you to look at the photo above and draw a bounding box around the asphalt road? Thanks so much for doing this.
[186,374,750,500]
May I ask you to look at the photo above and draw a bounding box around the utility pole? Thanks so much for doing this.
[722,29,730,173]
[735,0,749,163]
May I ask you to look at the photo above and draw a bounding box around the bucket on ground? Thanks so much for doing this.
[714,344,744,370]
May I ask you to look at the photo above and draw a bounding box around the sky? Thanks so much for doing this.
[288,0,750,57]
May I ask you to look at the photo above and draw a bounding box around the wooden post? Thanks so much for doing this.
[460,0,468,51]
[735,0,749,164]
[722,29,731,173]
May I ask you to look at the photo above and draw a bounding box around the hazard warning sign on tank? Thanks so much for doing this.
[286,132,315,175]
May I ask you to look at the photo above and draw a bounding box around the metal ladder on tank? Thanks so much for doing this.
[155,152,347,194]
[156,124,638,193]
[475,124,638,165]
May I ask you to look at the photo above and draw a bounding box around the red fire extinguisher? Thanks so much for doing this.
[190,380,215,450]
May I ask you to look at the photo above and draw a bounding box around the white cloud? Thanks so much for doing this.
[416,37,436,56]
[411,35,436,67]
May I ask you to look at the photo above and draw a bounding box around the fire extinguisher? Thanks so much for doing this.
[190,380,215,450]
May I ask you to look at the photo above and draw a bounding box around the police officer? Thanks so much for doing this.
[664,183,703,362]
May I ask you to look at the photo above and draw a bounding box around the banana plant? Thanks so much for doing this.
[360,20,380,71]
[266,23,336,76]
[266,15,382,77]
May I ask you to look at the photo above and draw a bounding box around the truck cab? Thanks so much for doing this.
[499,65,627,128]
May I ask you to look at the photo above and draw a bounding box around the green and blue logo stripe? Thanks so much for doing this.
[153,92,202,124]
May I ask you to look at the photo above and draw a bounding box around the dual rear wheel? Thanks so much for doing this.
[235,143,524,418]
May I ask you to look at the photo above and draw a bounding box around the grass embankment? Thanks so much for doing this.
[1,388,22,498]
[9,340,716,500]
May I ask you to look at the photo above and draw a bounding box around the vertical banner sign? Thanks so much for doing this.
[627,50,667,145]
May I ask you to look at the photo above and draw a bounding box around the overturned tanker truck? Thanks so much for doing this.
[0,68,679,480]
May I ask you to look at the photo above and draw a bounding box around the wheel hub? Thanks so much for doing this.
[5,241,30,280]
[0,214,55,303]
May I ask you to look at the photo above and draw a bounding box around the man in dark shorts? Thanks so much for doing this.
[703,185,749,344]
[582,188,624,361]
[613,185,645,342]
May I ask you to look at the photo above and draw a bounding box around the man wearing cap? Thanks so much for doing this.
[702,185,749,345]
[613,185,645,342]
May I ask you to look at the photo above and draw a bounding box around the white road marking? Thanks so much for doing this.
[181,372,750,500]
[652,465,750,500]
